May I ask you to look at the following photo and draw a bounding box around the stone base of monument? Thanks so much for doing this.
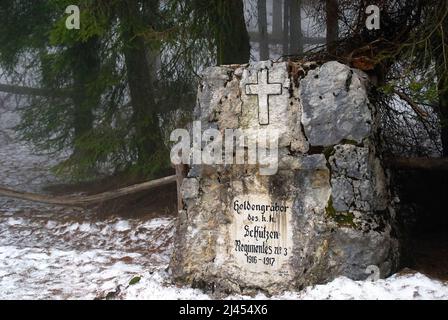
[169,60,399,295]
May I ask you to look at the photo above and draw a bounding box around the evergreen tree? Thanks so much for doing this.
[0,0,248,182]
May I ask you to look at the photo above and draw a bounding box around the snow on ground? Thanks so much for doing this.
[0,246,145,299]
[0,97,176,300]
[295,273,448,300]
[0,217,175,300]
[117,270,448,300]
[1,95,448,300]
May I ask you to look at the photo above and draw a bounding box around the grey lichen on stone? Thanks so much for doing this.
[328,144,390,216]
[329,144,370,180]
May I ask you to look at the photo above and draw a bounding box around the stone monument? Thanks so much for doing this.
[169,60,399,295]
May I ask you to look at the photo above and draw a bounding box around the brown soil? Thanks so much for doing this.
[406,232,448,281]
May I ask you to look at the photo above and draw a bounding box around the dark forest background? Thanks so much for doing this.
[0,0,447,184]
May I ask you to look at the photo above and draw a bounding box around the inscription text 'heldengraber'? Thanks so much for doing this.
[231,195,293,274]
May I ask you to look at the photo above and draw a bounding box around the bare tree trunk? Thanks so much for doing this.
[435,2,448,157]
[325,0,339,55]
[437,61,448,157]
[70,37,101,164]
[272,0,283,38]
[283,0,290,55]
[258,0,269,60]
[143,1,162,82]
[118,0,166,170]
[216,0,251,65]
[289,0,303,55]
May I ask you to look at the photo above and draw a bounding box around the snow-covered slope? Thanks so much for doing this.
[1,94,447,300]
[118,270,448,300]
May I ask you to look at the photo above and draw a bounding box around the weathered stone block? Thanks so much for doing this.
[300,61,372,147]
[170,61,398,295]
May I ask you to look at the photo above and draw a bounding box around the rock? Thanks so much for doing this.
[300,61,372,147]
[181,178,199,199]
[170,60,398,296]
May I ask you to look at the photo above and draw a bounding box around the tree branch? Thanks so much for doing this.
[394,90,429,119]
[0,175,177,207]
[0,83,72,98]
[386,157,448,171]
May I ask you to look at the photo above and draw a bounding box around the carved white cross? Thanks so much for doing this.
[245,69,282,125]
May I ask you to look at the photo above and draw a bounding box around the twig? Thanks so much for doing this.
[393,90,429,119]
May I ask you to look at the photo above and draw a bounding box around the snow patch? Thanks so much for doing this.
[115,270,448,300]
[114,220,131,232]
